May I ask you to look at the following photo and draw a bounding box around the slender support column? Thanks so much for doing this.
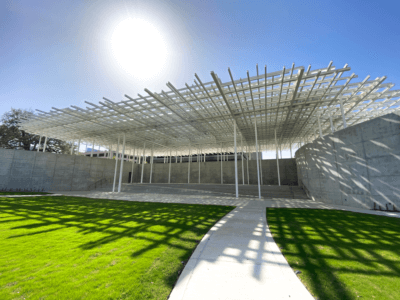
[141,142,146,184]
[198,148,201,184]
[90,140,94,157]
[234,121,238,198]
[259,147,263,185]
[246,145,249,185]
[290,142,292,158]
[220,144,223,184]
[317,114,323,138]
[117,133,126,193]
[176,151,178,164]
[37,136,42,152]
[255,122,261,199]
[274,129,281,186]
[70,141,74,155]
[329,111,335,133]
[76,139,81,155]
[168,149,172,184]
[217,152,219,162]
[241,136,244,185]
[188,144,191,183]
[339,98,347,128]
[131,147,135,183]
[43,136,47,152]
[150,145,154,183]
[112,135,120,192]
[109,145,112,159]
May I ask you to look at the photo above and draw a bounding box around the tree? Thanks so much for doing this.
[0,108,75,154]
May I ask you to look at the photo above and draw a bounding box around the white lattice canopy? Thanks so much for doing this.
[19,62,400,156]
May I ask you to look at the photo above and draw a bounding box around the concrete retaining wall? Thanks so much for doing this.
[0,149,138,191]
[136,158,298,185]
[296,113,400,210]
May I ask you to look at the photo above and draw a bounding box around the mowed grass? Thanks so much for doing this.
[0,196,234,300]
[267,208,400,300]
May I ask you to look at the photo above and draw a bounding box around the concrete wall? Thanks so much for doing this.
[0,149,138,191]
[137,158,298,185]
[296,113,400,210]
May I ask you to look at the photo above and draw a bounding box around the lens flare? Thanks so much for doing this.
[111,18,168,77]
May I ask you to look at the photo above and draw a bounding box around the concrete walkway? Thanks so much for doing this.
[0,194,64,198]
[48,184,399,300]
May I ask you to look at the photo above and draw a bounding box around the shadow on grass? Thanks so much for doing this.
[267,208,400,300]
[0,195,234,296]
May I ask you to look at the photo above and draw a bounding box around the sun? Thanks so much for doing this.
[111,18,168,78]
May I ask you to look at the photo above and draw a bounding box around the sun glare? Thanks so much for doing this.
[111,18,168,77]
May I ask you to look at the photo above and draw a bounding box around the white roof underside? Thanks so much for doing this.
[19,62,400,156]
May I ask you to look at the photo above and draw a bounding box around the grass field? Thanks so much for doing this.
[0,196,234,300]
[267,208,400,300]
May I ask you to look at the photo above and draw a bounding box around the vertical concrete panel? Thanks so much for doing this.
[296,113,400,210]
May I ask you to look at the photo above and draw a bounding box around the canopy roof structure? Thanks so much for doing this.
[19,61,400,156]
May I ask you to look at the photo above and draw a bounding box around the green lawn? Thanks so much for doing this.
[267,208,400,300]
[0,192,52,195]
[0,196,234,300]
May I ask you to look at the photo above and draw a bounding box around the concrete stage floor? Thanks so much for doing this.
[49,184,399,300]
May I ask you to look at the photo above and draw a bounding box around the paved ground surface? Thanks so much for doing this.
[47,184,399,300]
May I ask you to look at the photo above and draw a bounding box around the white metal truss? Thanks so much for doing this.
[19,62,400,156]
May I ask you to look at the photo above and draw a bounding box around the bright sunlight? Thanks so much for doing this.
[111,18,168,78]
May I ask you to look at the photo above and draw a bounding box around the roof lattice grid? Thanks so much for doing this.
[19,62,400,156]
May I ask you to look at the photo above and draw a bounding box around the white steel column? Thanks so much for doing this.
[274,129,281,186]
[70,141,74,155]
[37,136,42,152]
[168,149,172,184]
[220,144,223,184]
[109,145,112,159]
[259,147,263,185]
[43,136,47,152]
[141,142,146,184]
[329,111,335,133]
[246,145,249,185]
[131,147,135,184]
[112,135,120,192]
[198,147,201,184]
[234,121,239,198]
[188,144,191,183]
[150,145,154,183]
[290,141,292,158]
[317,114,323,138]
[117,133,126,193]
[255,122,261,199]
[77,138,81,155]
[241,136,244,185]
[90,140,94,157]
[339,98,347,128]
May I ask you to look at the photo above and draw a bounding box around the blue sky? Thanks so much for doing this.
[1,0,400,157]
